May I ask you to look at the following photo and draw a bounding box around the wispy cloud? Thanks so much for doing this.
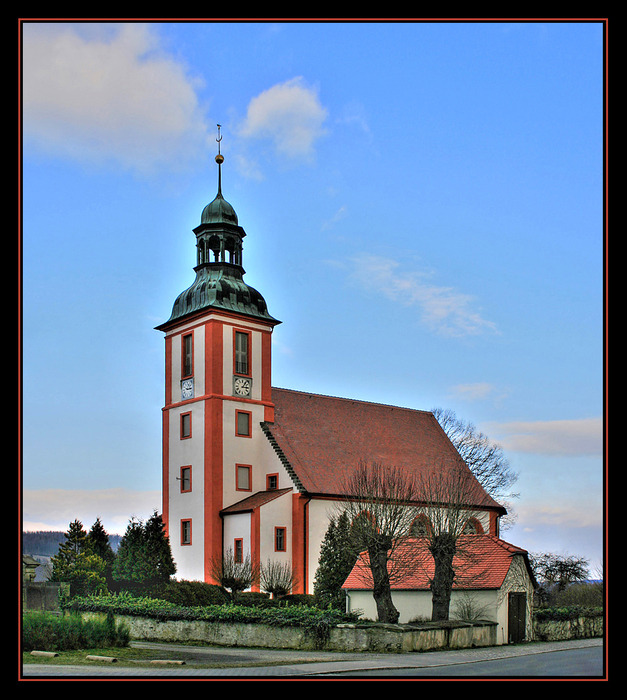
[451,382,505,402]
[489,417,603,456]
[347,253,498,338]
[22,23,209,175]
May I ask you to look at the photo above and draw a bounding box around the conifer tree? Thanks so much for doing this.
[314,512,358,609]
[50,519,107,595]
[112,512,176,591]
[86,517,116,585]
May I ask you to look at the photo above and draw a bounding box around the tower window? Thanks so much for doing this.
[179,466,191,493]
[182,333,193,378]
[234,330,250,375]
[236,464,252,491]
[181,519,192,545]
[180,412,192,439]
[235,410,251,437]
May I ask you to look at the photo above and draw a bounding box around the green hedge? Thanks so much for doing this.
[533,605,603,622]
[64,592,360,640]
[22,610,130,652]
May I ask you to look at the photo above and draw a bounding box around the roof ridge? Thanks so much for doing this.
[271,386,434,415]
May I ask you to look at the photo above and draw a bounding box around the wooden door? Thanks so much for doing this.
[508,592,527,643]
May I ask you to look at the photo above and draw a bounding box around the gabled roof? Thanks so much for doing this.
[263,387,504,512]
[342,535,535,591]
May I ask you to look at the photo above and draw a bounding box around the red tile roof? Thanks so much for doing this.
[264,387,503,512]
[342,535,533,591]
[221,488,292,514]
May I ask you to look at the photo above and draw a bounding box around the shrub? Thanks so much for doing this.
[22,610,130,652]
[278,593,317,606]
[149,580,230,607]
[533,605,603,622]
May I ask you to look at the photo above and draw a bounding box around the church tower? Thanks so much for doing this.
[156,128,280,582]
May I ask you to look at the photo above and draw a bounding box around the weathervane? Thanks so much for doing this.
[215,124,224,164]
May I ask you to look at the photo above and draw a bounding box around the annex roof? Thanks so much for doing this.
[342,535,535,591]
[220,488,293,515]
[263,387,504,512]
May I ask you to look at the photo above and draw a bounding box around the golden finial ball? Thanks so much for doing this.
[215,154,224,164]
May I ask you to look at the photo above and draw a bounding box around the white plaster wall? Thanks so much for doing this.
[169,321,206,400]
[346,589,499,627]
[494,555,535,644]
[259,491,293,565]
[221,318,267,400]
[168,400,206,581]
[223,512,252,555]
[222,400,268,507]
[306,498,341,593]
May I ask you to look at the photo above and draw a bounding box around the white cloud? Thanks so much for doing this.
[451,382,501,401]
[491,417,603,456]
[348,253,498,338]
[23,488,162,535]
[238,77,328,161]
[22,23,209,174]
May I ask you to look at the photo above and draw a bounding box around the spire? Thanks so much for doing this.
[200,124,238,226]
[156,124,280,329]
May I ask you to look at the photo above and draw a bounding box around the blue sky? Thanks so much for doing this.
[21,20,605,573]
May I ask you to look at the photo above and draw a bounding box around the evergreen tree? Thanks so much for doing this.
[112,512,176,591]
[144,511,176,583]
[86,517,116,585]
[50,520,107,596]
[314,512,358,609]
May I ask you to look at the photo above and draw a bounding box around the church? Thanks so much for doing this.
[155,138,509,597]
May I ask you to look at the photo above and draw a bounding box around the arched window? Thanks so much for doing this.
[462,517,484,534]
[410,514,432,537]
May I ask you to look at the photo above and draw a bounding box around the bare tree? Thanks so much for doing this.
[209,547,259,601]
[529,551,590,606]
[432,407,519,529]
[336,461,423,624]
[260,559,298,599]
[413,460,490,621]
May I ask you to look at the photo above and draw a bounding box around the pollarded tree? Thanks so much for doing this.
[336,461,424,624]
[412,462,487,621]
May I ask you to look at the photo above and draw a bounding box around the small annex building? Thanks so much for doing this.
[342,534,537,644]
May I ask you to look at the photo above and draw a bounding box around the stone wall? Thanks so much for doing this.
[533,615,603,642]
[83,613,497,653]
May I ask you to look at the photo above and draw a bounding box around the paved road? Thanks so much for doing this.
[21,638,606,680]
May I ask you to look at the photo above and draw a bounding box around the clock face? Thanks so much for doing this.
[233,376,252,396]
[181,378,194,400]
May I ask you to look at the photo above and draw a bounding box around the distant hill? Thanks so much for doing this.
[22,530,122,557]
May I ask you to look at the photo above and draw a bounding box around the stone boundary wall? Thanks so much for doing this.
[533,615,603,642]
[82,613,497,653]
